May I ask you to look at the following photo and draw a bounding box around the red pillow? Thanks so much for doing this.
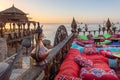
[84,46,98,54]
[74,55,93,68]
[100,50,117,59]
[80,68,119,80]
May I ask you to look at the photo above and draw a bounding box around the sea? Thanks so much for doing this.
[5,23,120,45]
[41,23,120,45]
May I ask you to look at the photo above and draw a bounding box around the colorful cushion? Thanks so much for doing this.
[84,46,98,54]
[74,55,93,67]
[103,33,111,39]
[100,50,117,59]
[80,68,119,80]
[77,35,88,40]
[58,75,82,80]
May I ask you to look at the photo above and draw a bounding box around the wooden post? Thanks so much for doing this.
[89,31,90,34]
[23,23,26,31]
[13,23,15,32]
[33,22,36,30]
[27,22,30,31]
[10,23,12,31]
[0,27,3,37]
[17,23,21,37]
[0,22,5,37]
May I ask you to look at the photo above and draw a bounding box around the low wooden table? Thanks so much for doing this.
[111,38,120,42]
[113,52,120,69]
[93,37,102,44]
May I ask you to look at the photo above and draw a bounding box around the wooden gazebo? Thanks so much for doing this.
[0,5,37,37]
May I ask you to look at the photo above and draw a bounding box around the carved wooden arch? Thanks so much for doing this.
[54,25,68,46]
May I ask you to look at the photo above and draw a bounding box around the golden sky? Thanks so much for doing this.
[0,0,120,23]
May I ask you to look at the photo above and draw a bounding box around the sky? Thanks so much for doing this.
[0,0,120,23]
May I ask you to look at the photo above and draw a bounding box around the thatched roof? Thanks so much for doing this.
[0,5,28,23]
[0,5,26,15]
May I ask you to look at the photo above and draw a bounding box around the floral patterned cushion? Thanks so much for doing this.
[58,75,82,80]
[80,68,119,80]
[84,46,98,54]
[74,55,93,67]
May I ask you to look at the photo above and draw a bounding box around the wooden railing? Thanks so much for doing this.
[0,45,23,80]
[78,29,120,35]
[6,30,36,43]
[19,33,74,80]
[0,38,34,80]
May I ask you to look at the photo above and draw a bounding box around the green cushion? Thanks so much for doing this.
[100,40,111,44]
[77,35,88,40]
[93,34,98,38]
[103,33,111,39]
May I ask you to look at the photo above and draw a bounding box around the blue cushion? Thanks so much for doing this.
[108,59,117,68]
[71,42,84,53]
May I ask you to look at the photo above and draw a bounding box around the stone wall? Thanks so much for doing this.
[0,38,7,62]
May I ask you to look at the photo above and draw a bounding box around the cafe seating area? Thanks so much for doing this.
[55,33,120,80]
[76,33,120,46]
